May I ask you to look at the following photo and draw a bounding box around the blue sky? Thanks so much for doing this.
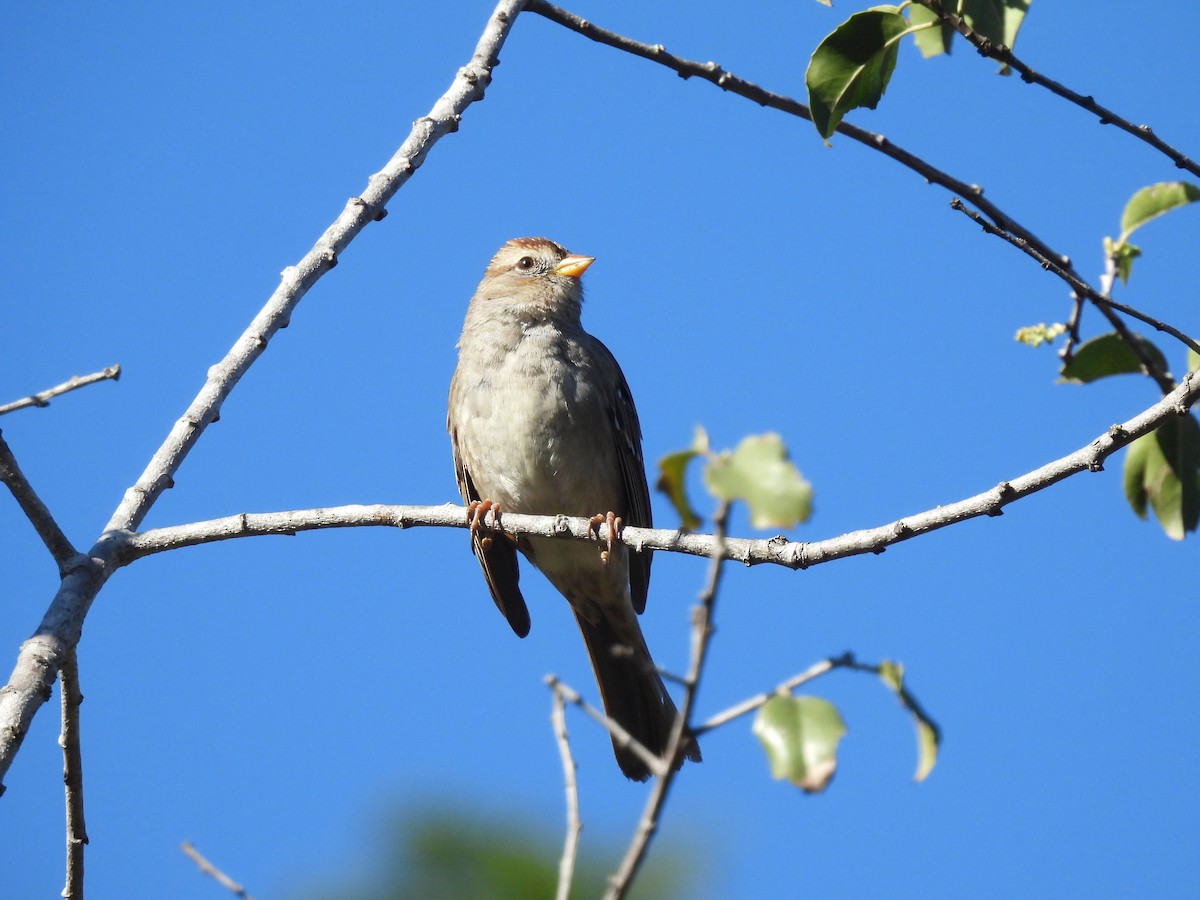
[2,2,1198,897]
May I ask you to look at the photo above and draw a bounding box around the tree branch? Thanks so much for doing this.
[914,0,1200,180]
[0,432,78,573]
[0,365,121,417]
[525,1,1184,395]
[605,502,730,899]
[547,681,582,900]
[0,0,529,793]
[105,369,1200,573]
[951,199,1198,386]
[59,649,87,900]
[525,1,1076,280]
[180,842,252,899]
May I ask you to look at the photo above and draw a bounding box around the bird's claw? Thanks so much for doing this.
[590,511,622,564]
[468,499,502,543]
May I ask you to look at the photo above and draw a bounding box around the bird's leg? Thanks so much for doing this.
[589,511,622,564]
[468,499,501,551]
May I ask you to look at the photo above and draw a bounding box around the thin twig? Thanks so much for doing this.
[546,676,662,778]
[180,842,252,899]
[0,431,78,573]
[604,501,730,900]
[0,365,121,417]
[696,655,845,735]
[60,649,87,900]
[914,0,1200,179]
[951,199,1196,390]
[547,681,582,900]
[0,0,530,794]
[838,657,942,753]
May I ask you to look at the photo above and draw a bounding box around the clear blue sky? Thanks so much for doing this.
[3,2,1197,897]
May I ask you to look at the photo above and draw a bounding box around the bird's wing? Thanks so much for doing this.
[451,431,531,638]
[596,340,654,615]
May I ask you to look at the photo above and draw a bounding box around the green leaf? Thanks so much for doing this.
[806,7,909,139]
[1188,348,1200,374]
[1123,416,1200,540]
[1119,181,1200,240]
[908,4,954,59]
[1058,332,1169,384]
[704,433,813,529]
[753,695,846,793]
[1014,322,1066,348]
[655,426,709,531]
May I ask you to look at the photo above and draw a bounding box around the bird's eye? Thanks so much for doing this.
[516,256,535,270]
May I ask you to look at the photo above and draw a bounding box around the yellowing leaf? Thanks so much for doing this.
[655,426,710,531]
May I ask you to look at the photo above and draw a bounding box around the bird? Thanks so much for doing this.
[447,237,701,781]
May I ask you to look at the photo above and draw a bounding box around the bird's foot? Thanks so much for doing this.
[589,511,623,564]
[468,500,502,550]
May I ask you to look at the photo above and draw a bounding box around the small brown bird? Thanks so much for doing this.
[447,237,700,780]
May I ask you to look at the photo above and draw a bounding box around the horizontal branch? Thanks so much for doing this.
[118,369,1199,569]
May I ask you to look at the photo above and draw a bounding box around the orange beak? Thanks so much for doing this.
[552,254,594,278]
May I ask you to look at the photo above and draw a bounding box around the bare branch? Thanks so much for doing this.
[0,432,78,572]
[545,676,662,779]
[180,842,252,899]
[915,0,1200,179]
[547,681,582,900]
[0,365,121,417]
[0,0,530,793]
[60,649,87,900]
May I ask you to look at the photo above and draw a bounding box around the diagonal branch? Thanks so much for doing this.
[525,1,1183,395]
[525,1,1074,277]
[0,365,121,417]
[604,502,730,899]
[0,432,78,572]
[0,0,530,793]
[914,0,1200,180]
[951,199,1197,392]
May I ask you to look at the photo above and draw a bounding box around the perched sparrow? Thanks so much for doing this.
[447,237,700,781]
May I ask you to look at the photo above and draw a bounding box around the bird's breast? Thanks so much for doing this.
[452,330,620,515]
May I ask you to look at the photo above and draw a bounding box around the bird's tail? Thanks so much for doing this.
[573,610,702,781]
